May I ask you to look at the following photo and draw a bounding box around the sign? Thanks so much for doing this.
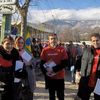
[0,0,16,5]
[0,5,16,14]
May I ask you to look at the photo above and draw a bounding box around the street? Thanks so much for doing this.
[33,70,94,100]
[34,71,79,100]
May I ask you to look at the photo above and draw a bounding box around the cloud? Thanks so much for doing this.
[76,8,100,20]
[28,7,100,23]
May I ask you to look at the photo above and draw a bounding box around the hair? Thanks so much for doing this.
[2,35,14,44]
[48,34,58,39]
[69,41,73,43]
[32,38,36,43]
[82,42,86,45]
[90,33,100,40]
[15,36,25,45]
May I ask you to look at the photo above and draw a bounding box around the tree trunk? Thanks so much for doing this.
[21,13,27,36]
[16,0,31,37]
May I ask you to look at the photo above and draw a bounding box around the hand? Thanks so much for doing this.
[46,71,56,77]
[76,71,81,79]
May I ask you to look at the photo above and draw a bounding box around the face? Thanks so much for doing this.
[17,38,24,50]
[3,40,14,53]
[91,36,100,48]
[49,35,58,47]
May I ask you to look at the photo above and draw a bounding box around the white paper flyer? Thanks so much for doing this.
[94,79,100,95]
[15,60,24,71]
[21,50,32,62]
[43,61,56,68]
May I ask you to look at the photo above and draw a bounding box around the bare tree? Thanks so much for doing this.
[72,28,81,42]
[91,27,100,33]
[16,0,31,36]
[59,27,73,42]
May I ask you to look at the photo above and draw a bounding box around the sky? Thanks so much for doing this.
[35,0,100,10]
[12,0,100,23]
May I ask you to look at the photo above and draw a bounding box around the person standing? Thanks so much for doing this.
[67,41,77,83]
[15,36,36,100]
[40,34,68,100]
[76,33,100,100]
[0,35,20,100]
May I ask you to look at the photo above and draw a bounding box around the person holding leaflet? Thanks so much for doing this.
[40,34,68,100]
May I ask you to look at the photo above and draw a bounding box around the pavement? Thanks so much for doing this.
[33,70,94,100]
[33,71,79,100]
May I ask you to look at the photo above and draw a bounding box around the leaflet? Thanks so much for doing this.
[43,61,56,68]
[21,50,32,62]
[15,60,24,71]
[70,65,75,71]
[94,79,100,95]
[14,78,21,83]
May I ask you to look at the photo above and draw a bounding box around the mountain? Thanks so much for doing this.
[44,19,77,28]
[43,19,100,33]
[28,19,100,34]
[44,19,100,28]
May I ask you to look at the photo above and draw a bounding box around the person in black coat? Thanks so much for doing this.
[0,35,20,100]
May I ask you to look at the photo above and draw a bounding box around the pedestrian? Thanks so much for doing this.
[75,44,82,84]
[67,41,77,83]
[31,38,42,58]
[15,36,36,100]
[0,35,20,100]
[75,33,100,100]
[31,38,42,75]
[40,34,68,100]
[81,42,87,53]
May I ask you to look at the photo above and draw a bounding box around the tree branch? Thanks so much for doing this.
[23,0,31,9]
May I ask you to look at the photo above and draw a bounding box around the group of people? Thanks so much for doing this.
[0,36,35,100]
[0,32,100,100]
[40,33,100,100]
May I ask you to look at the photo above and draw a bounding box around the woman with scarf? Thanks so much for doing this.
[0,35,20,100]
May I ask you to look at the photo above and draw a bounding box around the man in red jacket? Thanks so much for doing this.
[40,34,68,100]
